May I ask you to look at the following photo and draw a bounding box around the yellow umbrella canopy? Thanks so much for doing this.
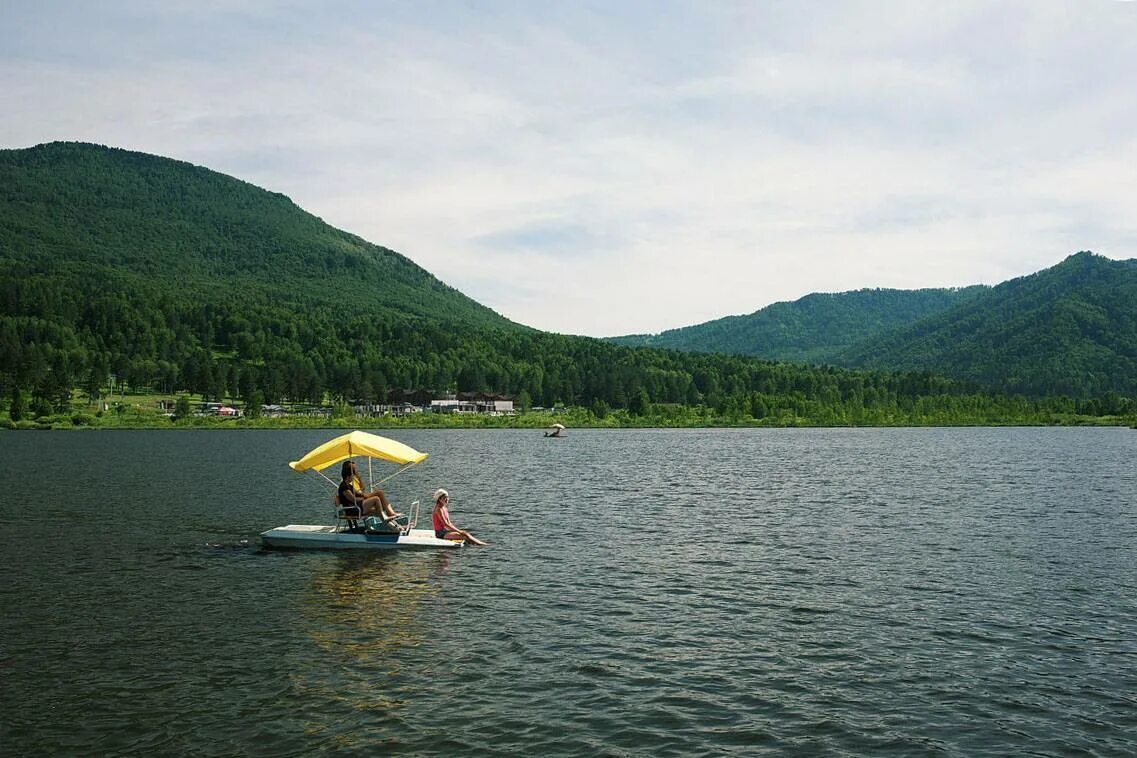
[288,431,428,472]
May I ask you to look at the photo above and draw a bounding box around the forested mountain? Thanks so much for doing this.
[838,252,1137,397]
[611,253,1137,397]
[609,287,986,363]
[3,141,545,409]
[0,142,1130,426]
[1,141,515,330]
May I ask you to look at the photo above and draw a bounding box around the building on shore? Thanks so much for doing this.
[167,392,514,418]
[431,392,514,415]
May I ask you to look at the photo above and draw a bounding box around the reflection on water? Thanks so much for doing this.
[289,550,460,743]
[303,552,451,661]
[2,428,1136,756]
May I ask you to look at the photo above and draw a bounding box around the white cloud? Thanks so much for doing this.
[2,1,1135,335]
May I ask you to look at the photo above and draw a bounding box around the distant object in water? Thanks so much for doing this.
[545,423,566,438]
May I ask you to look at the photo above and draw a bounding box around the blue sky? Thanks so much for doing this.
[3,1,1135,336]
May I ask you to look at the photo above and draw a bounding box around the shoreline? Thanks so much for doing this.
[4,413,1134,431]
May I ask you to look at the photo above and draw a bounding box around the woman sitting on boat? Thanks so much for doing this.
[339,460,401,527]
[431,489,488,546]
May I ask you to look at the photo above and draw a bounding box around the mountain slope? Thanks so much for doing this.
[0,141,516,330]
[838,252,1137,396]
[610,286,986,363]
[5,141,987,419]
[1,142,1130,416]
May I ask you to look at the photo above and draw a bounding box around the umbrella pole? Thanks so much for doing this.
[373,462,418,486]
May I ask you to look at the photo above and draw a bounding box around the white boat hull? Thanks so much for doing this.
[261,524,463,550]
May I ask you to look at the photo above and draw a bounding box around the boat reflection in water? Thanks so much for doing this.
[288,551,457,737]
[310,554,454,650]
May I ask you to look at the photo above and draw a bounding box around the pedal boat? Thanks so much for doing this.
[260,522,460,550]
[260,431,462,550]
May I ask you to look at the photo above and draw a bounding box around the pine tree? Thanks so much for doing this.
[245,390,264,419]
[9,387,26,422]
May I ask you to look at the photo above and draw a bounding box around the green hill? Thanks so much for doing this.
[0,141,515,330]
[614,251,1137,398]
[610,287,986,363]
[1,142,1129,426]
[838,252,1137,397]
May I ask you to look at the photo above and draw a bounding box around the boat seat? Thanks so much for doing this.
[334,492,409,534]
[334,491,362,529]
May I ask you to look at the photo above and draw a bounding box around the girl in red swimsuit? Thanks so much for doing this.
[431,489,488,546]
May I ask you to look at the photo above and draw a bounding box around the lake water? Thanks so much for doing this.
[1,427,1135,755]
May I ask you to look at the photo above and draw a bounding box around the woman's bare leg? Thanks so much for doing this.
[371,489,402,519]
[444,528,488,546]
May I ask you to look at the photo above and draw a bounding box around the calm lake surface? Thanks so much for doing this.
[2,427,1135,756]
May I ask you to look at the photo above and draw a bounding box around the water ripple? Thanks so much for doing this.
[1,428,1136,754]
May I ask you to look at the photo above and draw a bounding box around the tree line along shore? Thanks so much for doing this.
[4,387,1134,430]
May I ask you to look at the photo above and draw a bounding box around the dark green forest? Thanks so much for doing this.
[1,142,1133,427]
[610,286,987,363]
[614,250,1137,398]
[838,252,1137,397]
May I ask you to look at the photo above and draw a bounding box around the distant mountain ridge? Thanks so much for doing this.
[610,286,987,363]
[839,252,1137,396]
[611,253,1137,397]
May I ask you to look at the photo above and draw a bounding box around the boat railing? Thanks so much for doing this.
[405,499,421,532]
